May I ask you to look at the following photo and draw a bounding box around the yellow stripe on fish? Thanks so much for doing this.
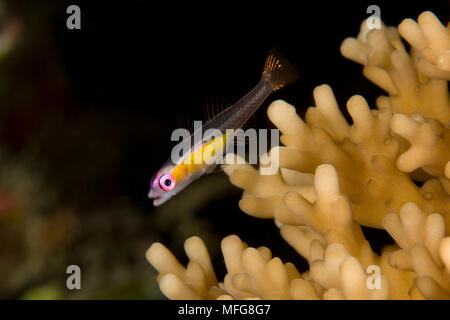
[172,133,227,182]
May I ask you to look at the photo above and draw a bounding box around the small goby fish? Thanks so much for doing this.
[148,48,299,206]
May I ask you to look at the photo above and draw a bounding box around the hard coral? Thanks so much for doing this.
[147,11,450,299]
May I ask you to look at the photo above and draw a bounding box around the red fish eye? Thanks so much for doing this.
[159,174,175,191]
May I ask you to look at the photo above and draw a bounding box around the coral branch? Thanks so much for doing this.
[148,10,450,300]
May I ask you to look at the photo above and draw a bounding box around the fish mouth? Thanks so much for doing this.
[152,198,163,207]
[148,191,170,207]
[147,191,160,206]
[148,191,157,199]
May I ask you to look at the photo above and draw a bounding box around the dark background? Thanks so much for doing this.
[0,0,448,299]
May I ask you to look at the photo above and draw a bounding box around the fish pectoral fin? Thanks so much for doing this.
[205,164,221,174]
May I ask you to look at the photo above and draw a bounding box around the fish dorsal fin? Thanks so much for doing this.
[203,96,230,122]
[176,115,194,133]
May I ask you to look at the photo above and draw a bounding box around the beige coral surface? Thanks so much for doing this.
[147,11,450,300]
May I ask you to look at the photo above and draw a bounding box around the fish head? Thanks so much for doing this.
[148,162,177,206]
[148,161,197,207]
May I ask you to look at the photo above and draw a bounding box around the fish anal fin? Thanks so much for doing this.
[232,134,250,146]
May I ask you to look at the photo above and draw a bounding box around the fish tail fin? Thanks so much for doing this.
[261,48,299,91]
